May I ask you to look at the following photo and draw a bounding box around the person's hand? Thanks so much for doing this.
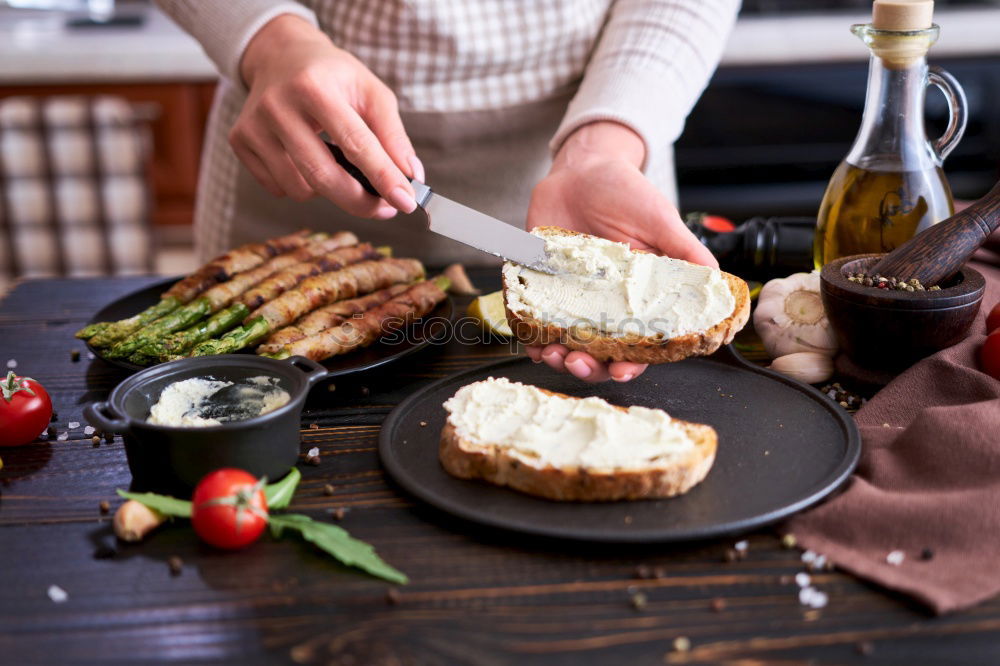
[525,121,718,383]
[233,14,423,219]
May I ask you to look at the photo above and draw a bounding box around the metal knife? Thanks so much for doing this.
[326,143,556,274]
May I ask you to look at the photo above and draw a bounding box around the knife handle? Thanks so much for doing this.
[324,142,379,197]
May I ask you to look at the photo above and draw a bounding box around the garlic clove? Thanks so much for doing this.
[768,352,834,385]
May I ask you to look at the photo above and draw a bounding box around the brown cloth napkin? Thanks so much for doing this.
[787,231,1000,615]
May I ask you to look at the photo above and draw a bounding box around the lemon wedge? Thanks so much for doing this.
[467,290,512,336]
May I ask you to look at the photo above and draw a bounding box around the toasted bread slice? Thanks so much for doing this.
[440,378,717,501]
[503,226,750,364]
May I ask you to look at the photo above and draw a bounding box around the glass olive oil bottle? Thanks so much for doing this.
[813,0,967,268]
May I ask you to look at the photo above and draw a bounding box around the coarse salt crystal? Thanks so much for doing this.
[68,421,80,429]
[795,572,811,588]
[47,585,68,603]
[57,432,69,441]
[801,550,817,563]
[734,540,748,552]
[814,555,827,569]
[307,447,320,458]
[6,359,16,369]
[798,586,828,609]
[886,550,905,566]
[87,352,95,360]
[84,426,95,435]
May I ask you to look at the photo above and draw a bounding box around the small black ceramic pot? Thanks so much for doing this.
[84,355,327,495]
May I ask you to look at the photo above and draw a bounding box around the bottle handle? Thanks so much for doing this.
[927,65,968,162]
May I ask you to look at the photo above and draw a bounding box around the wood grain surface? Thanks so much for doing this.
[0,272,996,665]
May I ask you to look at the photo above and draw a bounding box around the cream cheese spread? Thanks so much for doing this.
[147,376,291,427]
[503,230,735,338]
[443,377,695,471]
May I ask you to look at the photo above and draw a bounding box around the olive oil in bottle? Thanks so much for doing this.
[813,0,967,268]
[814,162,953,265]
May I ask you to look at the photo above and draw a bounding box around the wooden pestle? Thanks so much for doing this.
[871,179,1000,286]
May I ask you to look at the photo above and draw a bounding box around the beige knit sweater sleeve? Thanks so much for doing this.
[550,0,741,170]
[154,0,318,84]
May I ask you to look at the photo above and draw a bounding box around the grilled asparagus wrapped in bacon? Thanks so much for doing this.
[265,277,449,362]
[238,244,384,311]
[162,229,314,304]
[256,283,411,354]
[110,241,378,360]
[189,258,424,357]
[78,229,317,345]
[249,258,424,330]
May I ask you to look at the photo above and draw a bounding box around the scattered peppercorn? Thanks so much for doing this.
[330,507,348,520]
[359,386,369,397]
[672,636,691,653]
[91,435,101,446]
[167,556,183,576]
[50,411,58,422]
[724,549,739,563]
[70,349,80,362]
[781,533,798,549]
[46,425,57,438]
[856,641,875,656]
[710,598,727,613]
[323,484,335,496]
[820,382,867,413]
[99,500,110,514]
[305,456,321,466]
[385,588,401,605]
[92,545,116,560]
[921,548,935,561]
[103,432,114,443]
[629,591,648,611]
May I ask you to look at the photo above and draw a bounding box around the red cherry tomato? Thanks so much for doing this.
[979,331,1000,381]
[986,301,1000,336]
[1,371,53,447]
[191,469,268,550]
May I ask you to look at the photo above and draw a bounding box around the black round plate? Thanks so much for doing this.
[86,277,453,376]
[379,349,860,543]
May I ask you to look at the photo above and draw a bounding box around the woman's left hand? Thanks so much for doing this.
[525,121,717,383]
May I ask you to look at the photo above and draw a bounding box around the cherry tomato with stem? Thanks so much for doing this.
[191,469,269,550]
[1,371,53,447]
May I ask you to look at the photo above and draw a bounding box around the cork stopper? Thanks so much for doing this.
[872,0,934,31]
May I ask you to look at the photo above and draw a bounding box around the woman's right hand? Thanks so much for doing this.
[233,14,423,219]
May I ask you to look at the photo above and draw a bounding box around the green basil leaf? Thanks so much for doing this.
[117,490,192,518]
[269,513,407,584]
[264,468,301,510]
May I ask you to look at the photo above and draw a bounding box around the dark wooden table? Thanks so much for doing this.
[2,274,999,665]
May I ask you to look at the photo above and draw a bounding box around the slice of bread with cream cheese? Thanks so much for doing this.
[440,377,717,501]
[502,227,750,363]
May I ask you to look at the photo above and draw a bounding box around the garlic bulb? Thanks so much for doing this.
[753,271,837,359]
[769,352,834,385]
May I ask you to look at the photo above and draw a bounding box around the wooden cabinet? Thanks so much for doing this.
[0,81,217,228]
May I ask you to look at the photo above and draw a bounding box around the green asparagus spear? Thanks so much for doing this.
[106,298,211,359]
[136,303,250,363]
[83,297,181,347]
[75,321,111,340]
[189,316,271,357]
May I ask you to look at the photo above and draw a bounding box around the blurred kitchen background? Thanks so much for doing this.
[0,0,998,294]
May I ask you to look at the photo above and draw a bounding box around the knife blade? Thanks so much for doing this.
[325,142,556,273]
